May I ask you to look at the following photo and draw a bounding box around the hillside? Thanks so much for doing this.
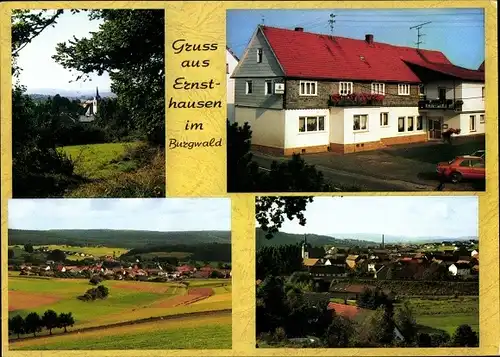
[256,228,376,249]
[8,229,231,248]
[326,233,478,244]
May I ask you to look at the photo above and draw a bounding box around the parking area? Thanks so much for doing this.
[252,136,485,192]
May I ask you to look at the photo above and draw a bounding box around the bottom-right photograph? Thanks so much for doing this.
[255,195,479,348]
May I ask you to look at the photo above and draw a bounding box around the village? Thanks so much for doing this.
[9,245,232,282]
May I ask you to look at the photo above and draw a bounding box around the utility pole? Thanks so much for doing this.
[410,21,432,49]
[328,13,336,36]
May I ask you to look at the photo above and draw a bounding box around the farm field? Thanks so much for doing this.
[58,142,141,180]
[8,274,232,349]
[34,245,129,260]
[11,311,232,350]
[403,297,479,335]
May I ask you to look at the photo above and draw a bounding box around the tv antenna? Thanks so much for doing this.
[410,21,432,49]
[328,13,336,35]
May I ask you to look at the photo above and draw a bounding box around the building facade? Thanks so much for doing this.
[226,47,239,123]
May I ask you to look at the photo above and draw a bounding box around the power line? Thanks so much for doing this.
[410,21,432,49]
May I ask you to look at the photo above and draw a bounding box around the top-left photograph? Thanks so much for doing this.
[11,9,165,198]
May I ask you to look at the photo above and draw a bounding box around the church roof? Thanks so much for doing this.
[303,258,320,267]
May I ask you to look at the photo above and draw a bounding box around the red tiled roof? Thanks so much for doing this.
[260,25,454,82]
[403,59,485,81]
[327,302,366,319]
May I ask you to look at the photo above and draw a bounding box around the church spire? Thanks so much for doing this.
[95,86,100,100]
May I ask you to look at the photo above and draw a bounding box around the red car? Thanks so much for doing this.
[436,155,485,183]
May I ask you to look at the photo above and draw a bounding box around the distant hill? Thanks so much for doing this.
[27,89,115,100]
[325,233,478,244]
[256,228,377,249]
[8,229,231,248]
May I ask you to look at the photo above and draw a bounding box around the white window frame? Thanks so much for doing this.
[257,48,263,63]
[245,80,253,95]
[416,116,423,131]
[299,81,317,96]
[480,114,485,123]
[482,86,485,100]
[407,116,415,131]
[398,84,410,96]
[371,82,385,95]
[469,115,476,132]
[398,116,406,132]
[419,84,425,96]
[264,80,273,95]
[299,116,326,133]
[339,82,353,96]
[353,114,368,132]
[380,112,389,127]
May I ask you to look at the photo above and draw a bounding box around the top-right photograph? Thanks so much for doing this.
[226,8,486,193]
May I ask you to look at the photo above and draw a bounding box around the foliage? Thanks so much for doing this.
[325,315,356,347]
[78,284,110,301]
[58,312,75,333]
[256,245,303,280]
[24,244,34,253]
[24,312,43,337]
[395,301,418,344]
[47,249,66,262]
[9,315,25,338]
[53,10,165,146]
[451,324,479,347]
[328,93,385,107]
[357,287,392,310]
[89,275,103,285]
[41,309,59,335]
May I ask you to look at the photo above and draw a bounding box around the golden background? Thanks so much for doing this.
[1,0,498,356]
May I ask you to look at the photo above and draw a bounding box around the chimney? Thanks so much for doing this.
[295,27,304,32]
[365,34,374,44]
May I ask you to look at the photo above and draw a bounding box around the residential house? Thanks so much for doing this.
[231,25,485,155]
[226,47,239,123]
[471,249,479,257]
[449,262,471,276]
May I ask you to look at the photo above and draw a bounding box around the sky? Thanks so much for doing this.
[8,199,231,232]
[277,196,478,238]
[227,8,485,69]
[15,10,112,94]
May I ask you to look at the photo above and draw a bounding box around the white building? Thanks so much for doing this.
[448,263,471,276]
[79,87,101,123]
[226,47,239,123]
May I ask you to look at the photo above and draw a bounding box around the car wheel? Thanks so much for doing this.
[450,172,462,184]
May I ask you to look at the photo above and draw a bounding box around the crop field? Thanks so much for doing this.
[11,311,232,350]
[403,297,479,335]
[34,245,130,260]
[59,142,141,180]
[9,274,232,349]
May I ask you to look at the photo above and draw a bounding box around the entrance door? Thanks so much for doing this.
[428,117,443,139]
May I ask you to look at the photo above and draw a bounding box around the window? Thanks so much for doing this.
[245,80,253,94]
[265,80,273,95]
[380,112,389,127]
[419,84,425,96]
[469,115,476,132]
[459,159,471,167]
[299,116,325,133]
[482,86,485,100]
[398,84,410,96]
[417,116,423,130]
[398,117,405,132]
[471,159,484,168]
[257,48,263,63]
[480,114,485,123]
[353,114,368,131]
[371,83,385,95]
[299,81,317,96]
[407,116,414,131]
[339,82,353,96]
[438,87,447,101]
[226,63,229,74]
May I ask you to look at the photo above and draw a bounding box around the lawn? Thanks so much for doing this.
[58,142,141,180]
[9,276,232,333]
[11,312,232,350]
[401,297,479,335]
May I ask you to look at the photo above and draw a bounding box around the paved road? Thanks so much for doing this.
[252,153,438,192]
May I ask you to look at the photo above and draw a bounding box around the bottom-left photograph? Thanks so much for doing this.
[6,198,232,350]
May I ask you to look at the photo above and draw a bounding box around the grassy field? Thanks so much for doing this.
[11,312,232,350]
[9,274,232,349]
[41,245,129,260]
[59,142,141,180]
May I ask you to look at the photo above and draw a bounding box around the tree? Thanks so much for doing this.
[24,244,34,253]
[42,309,59,335]
[96,285,109,298]
[9,315,25,339]
[58,312,75,333]
[24,312,43,337]
[256,196,313,239]
[452,324,478,347]
[417,332,432,347]
[325,315,355,347]
[47,249,66,262]
[89,275,103,285]
[8,249,15,259]
[395,301,418,344]
[53,10,165,146]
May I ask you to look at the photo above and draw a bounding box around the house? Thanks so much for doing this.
[471,249,479,257]
[231,25,485,155]
[226,47,239,123]
[449,263,471,276]
[79,87,101,123]
[345,255,361,269]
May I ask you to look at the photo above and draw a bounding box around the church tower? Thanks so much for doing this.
[301,234,310,259]
[92,87,100,115]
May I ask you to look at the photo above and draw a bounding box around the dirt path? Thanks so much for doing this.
[9,309,231,343]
